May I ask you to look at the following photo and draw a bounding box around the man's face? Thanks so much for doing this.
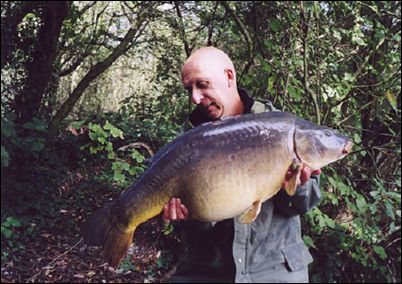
[181,60,232,120]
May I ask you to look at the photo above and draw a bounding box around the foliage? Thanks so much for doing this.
[78,119,147,186]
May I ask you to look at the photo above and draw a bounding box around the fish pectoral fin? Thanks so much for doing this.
[284,160,303,196]
[239,199,262,224]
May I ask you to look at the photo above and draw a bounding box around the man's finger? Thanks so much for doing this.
[169,198,177,220]
[311,169,321,175]
[285,170,292,180]
[300,167,311,184]
[181,204,190,218]
[163,204,170,223]
[176,198,185,219]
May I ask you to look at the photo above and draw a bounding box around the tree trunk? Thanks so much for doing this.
[13,1,69,125]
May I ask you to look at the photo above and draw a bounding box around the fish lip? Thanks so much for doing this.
[342,141,354,154]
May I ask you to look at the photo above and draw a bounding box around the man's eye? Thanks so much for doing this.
[197,82,208,88]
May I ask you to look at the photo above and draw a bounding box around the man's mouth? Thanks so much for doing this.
[205,102,218,110]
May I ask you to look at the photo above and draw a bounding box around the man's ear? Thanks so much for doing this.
[224,68,235,87]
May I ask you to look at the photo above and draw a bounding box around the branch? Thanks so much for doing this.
[220,1,254,80]
[48,5,152,137]
[59,49,92,77]
[174,2,192,57]
[117,142,155,157]
[300,2,320,124]
[26,238,83,283]
[207,2,219,46]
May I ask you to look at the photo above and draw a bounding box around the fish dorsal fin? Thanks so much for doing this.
[239,199,262,224]
[284,160,303,196]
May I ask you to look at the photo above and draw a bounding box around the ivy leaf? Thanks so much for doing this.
[131,150,145,163]
[104,121,124,139]
[373,246,387,260]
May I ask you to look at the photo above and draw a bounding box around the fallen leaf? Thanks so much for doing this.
[41,233,52,238]
[73,274,85,279]
[87,271,96,277]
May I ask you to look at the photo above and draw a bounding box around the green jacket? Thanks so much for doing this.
[171,89,321,283]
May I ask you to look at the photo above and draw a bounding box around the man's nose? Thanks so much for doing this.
[191,90,204,105]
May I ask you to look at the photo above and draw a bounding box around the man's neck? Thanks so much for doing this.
[230,90,244,116]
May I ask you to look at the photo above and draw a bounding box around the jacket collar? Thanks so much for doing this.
[189,88,254,127]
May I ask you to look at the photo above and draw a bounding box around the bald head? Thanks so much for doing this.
[182,47,236,83]
[181,47,243,120]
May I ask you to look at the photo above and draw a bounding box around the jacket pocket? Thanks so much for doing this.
[280,242,313,271]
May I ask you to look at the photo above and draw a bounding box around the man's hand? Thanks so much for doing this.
[163,197,190,222]
[282,166,321,188]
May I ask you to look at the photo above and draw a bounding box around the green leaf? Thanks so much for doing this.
[385,200,395,220]
[1,146,10,167]
[70,120,86,129]
[88,132,97,141]
[131,150,145,163]
[104,121,124,139]
[303,235,317,249]
[129,167,138,176]
[31,141,44,152]
[343,72,354,82]
[261,60,272,73]
[8,217,21,227]
[353,133,361,144]
[33,118,46,131]
[89,123,108,138]
[385,91,398,112]
[112,162,120,170]
[1,119,16,137]
[356,196,367,212]
[106,142,113,152]
[107,151,115,159]
[1,227,12,238]
[269,19,281,32]
[122,162,130,171]
[385,192,401,203]
[23,118,46,131]
[114,171,125,183]
[267,76,275,95]
[373,246,387,260]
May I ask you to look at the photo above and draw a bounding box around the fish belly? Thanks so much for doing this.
[178,146,292,222]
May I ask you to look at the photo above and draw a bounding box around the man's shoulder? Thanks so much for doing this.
[251,100,279,114]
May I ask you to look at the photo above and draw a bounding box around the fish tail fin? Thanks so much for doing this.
[102,225,135,268]
[80,205,135,268]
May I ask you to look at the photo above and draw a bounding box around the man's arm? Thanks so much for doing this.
[273,173,321,217]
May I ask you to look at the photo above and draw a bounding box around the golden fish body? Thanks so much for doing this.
[81,111,353,267]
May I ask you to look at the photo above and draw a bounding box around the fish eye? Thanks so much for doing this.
[324,130,332,137]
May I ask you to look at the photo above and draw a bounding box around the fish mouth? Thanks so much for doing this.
[342,141,354,154]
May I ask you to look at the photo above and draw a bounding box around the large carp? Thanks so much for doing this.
[81,111,353,267]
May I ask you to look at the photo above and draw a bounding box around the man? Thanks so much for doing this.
[163,47,321,283]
